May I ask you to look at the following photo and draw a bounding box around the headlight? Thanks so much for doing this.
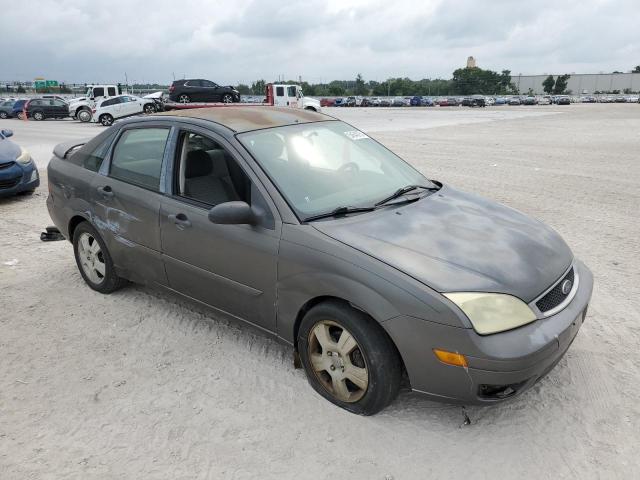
[16,147,32,165]
[443,292,537,335]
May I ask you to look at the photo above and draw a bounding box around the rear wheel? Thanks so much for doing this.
[73,222,126,294]
[297,301,402,415]
[33,111,45,121]
[99,114,114,126]
[178,94,191,103]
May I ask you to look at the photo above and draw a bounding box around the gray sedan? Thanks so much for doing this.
[47,107,593,415]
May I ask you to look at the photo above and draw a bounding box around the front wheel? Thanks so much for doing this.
[99,114,114,126]
[73,222,126,294]
[77,109,92,122]
[221,93,234,103]
[297,301,402,415]
[143,103,156,114]
[33,111,45,121]
[0,111,7,119]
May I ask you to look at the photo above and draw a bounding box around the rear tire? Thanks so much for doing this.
[99,114,114,126]
[73,222,126,294]
[297,300,402,415]
[33,111,45,121]
[178,94,191,103]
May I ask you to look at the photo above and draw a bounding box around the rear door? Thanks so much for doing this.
[91,124,173,286]
[185,80,204,101]
[159,126,281,333]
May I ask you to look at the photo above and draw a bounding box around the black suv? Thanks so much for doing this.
[168,79,240,103]
[25,98,69,120]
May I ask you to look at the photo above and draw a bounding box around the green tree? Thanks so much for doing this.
[633,65,640,73]
[250,79,266,95]
[553,74,571,94]
[236,84,251,94]
[354,74,365,95]
[16,85,26,93]
[451,67,516,95]
[542,75,555,94]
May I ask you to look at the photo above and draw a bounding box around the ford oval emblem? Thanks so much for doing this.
[561,279,573,295]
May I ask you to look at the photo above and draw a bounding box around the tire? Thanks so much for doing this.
[99,114,114,126]
[297,300,402,415]
[0,111,7,119]
[33,111,45,121]
[178,94,191,103]
[77,109,92,122]
[73,222,126,294]
[17,112,25,120]
[143,103,156,114]
[222,93,234,103]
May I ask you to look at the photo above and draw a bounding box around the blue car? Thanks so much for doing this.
[0,129,39,197]
[410,96,422,106]
[11,100,27,119]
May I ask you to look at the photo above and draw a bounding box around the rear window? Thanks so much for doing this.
[109,128,170,191]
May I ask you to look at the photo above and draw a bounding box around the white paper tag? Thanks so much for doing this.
[344,130,368,141]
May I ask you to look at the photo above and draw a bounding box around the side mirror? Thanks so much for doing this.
[0,129,13,138]
[208,201,257,225]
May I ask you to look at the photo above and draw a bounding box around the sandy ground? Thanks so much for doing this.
[1,104,639,479]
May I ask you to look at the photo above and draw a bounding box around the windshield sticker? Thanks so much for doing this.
[344,130,369,141]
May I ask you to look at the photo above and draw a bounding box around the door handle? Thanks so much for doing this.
[97,185,114,198]
[168,213,191,228]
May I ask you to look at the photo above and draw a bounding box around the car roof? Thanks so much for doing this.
[153,106,330,133]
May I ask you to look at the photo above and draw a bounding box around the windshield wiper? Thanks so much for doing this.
[303,205,376,222]
[374,184,438,207]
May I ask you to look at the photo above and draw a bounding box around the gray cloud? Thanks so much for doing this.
[1,0,638,85]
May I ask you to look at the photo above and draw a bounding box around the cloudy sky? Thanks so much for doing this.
[3,0,639,85]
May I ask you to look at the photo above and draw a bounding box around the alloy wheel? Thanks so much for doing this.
[307,320,369,403]
[222,94,233,103]
[77,110,91,122]
[77,232,106,284]
[179,94,190,103]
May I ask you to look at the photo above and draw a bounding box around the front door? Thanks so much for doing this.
[159,128,280,333]
[200,80,220,101]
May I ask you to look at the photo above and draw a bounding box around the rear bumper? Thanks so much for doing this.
[0,161,40,197]
[383,259,594,405]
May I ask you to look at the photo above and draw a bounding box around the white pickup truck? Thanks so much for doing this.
[68,85,122,122]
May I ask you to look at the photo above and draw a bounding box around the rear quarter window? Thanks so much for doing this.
[67,129,117,172]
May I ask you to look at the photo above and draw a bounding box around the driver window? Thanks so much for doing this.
[287,86,297,97]
[176,132,251,207]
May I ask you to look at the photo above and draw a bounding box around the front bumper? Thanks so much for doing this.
[0,161,40,197]
[383,259,594,405]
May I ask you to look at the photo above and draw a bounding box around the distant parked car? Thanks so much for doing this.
[379,98,391,107]
[25,98,70,121]
[391,97,404,107]
[508,97,521,105]
[523,96,537,105]
[493,97,506,105]
[410,96,422,106]
[168,79,240,103]
[421,97,435,106]
[462,96,486,107]
[344,96,357,107]
[0,129,39,197]
[369,97,381,107]
[0,99,17,119]
[538,96,551,105]
[580,96,597,103]
[556,96,571,105]
[320,98,335,107]
[439,97,459,107]
[359,97,371,107]
[11,100,28,119]
[333,98,345,107]
[92,95,158,126]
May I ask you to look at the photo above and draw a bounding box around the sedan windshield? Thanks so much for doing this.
[238,121,434,220]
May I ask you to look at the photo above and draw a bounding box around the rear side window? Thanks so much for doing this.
[107,87,116,96]
[110,128,170,191]
[276,86,284,97]
[101,97,121,107]
[67,129,117,172]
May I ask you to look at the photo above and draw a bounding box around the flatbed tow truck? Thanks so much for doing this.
[163,83,321,112]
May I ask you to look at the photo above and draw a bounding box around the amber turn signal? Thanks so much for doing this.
[433,349,468,367]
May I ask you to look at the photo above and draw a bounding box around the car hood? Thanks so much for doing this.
[0,139,20,163]
[312,185,573,303]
